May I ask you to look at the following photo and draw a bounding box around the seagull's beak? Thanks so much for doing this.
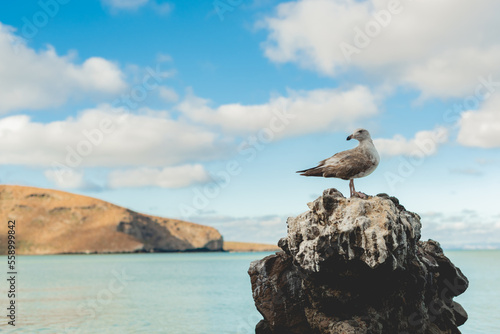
[346,134,352,141]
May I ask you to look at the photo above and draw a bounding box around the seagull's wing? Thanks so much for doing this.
[297,148,354,177]
[322,148,376,180]
[298,147,375,180]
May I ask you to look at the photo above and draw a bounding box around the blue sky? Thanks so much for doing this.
[0,0,499,248]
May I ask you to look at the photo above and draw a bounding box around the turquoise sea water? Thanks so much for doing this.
[447,251,500,334]
[0,250,498,333]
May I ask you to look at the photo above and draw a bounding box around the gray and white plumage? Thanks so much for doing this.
[297,128,379,197]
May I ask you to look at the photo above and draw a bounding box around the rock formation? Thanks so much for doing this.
[117,209,223,252]
[0,185,223,254]
[248,189,468,334]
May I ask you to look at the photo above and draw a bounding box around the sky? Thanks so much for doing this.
[0,0,499,249]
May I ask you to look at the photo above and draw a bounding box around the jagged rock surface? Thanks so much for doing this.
[248,189,468,334]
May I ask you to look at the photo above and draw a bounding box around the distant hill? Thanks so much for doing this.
[0,185,223,255]
[223,241,280,252]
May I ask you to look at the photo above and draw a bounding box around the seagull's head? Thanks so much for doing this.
[347,128,371,142]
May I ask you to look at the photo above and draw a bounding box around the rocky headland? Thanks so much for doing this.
[249,189,468,334]
[0,185,223,254]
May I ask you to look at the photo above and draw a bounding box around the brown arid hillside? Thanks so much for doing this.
[223,241,280,252]
[0,185,223,255]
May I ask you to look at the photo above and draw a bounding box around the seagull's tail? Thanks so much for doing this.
[296,167,324,177]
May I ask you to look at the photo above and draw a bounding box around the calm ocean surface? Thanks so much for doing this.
[0,250,498,333]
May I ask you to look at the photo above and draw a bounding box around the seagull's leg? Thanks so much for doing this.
[351,180,368,199]
[349,179,354,197]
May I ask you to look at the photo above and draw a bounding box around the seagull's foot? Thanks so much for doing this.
[352,191,368,199]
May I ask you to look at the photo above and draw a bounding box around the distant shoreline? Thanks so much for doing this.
[223,241,281,253]
[0,247,497,256]
[0,241,280,256]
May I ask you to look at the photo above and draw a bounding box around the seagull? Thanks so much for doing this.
[297,129,380,198]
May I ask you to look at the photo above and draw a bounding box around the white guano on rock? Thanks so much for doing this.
[284,189,421,272]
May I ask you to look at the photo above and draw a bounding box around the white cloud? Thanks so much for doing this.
[449,168,483,176]
[259,0,500,98]
[108,164,209,188]
[151,1,173,15]
[44,168,102,190]
[403,47,500,99]
[421,210,500,249]
[457,94,500,148]
[102,0,172,14]
[0,84,379,176]
[476,158,497,165]
[0,105,225,168]
[260,0,368,75]
[260,216,283,227]
[374,127,449,157]
[0,23,127,113]
[192,210,500,247]
[177,85,378,138]
[102,0,149,10]
[158,86,179,103]
[44,169,86,189]
[156,53,173,63]
[188,214,287,244]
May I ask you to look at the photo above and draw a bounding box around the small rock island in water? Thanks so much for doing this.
[249,189,468,334]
